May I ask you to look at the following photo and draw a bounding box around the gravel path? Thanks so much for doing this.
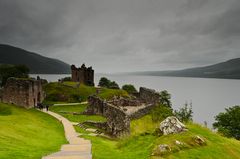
[42,110,92,159]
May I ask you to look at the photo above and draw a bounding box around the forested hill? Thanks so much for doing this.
[0,44,70,74]
[131,58,240,79]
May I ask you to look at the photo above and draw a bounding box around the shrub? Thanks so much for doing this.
[159,90,172,108]
[213,105,240,140]
[109,81,120,89]
[151,104,173,122]
[122,84,137,94]
[60,76,72,82]
[98,77,111,87]
[0,64,29,86]
[174,102,193,123]
[98,77,119,89]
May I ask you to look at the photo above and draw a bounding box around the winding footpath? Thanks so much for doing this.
[42,110,92,159]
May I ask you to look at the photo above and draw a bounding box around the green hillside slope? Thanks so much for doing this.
[0,103,66,159]
[49,104,240,159]
[0,44,70,74]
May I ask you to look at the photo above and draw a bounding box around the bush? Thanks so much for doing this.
[109,81,120,89]
[60,76,72,82]
[159,90,172,108]
[151,104,173,122]
[98,77,111,88]
[213,105,240,140]
[122,84,137,94]
[98,77,119,89]
[174,102,193,123]
[0,64,29,86]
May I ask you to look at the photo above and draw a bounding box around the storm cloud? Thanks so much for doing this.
[0,0,240,72]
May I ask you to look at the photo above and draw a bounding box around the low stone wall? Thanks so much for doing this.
[83,121,108,131]
[139,87,160,104]
[85,96,130,137]
[129,104,156,120]
[85,86,161,137]
[104,105,130,137]
[108,97,141,107]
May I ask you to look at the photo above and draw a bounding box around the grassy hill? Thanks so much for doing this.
[43,82,129,103]
[0,103,66,159]
[0,44,70,74]
[49,104,240,159]
[131,58,240,79]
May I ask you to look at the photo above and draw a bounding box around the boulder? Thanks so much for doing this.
[159,116,187,135]
[193,135,206,145]
[158,144,171,152]
[152,144,171,156]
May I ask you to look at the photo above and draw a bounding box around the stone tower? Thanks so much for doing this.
[71,64,94,86]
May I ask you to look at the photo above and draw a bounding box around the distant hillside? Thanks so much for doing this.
[131,58,240,79]
[0,44,70,74]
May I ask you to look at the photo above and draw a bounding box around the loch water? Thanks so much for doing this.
[31,74,240,127]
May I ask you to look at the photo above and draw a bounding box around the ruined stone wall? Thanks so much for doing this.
[2,78,44,108]
[82,121,108,131]
[85,96,130,137]
[105,105,130,137]
[85,95,106,115]
[139,87,160,104]
[108,97,141,107]
[85,87,161,137]
[129,104,156,120]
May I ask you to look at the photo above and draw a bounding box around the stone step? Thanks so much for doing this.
[61,144,91,152]
[42,151,92,159]
[85,128,97,132]
[69,138,91,145]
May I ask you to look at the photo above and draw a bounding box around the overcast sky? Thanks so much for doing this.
[0,0,240,73]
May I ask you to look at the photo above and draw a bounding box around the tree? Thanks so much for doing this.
[174,102,193,123]
[122,84,137,94]
[159,90,172,108]
[109,81,120,89]
[0,64,29,87]
[60,76,72,82]
[213,106,240,140]
[98,77,120,89]
[98,77,111,87]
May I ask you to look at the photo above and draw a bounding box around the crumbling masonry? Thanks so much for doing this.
[84,87,161,137]
[2,77,45,108]
[71,64,94,86]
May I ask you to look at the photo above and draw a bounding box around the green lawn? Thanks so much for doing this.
[152,124,240,159]
[49,104,106,122]
[44,82,129,103]
[98,87,129,100]
[0,103,67,159]
[43,82,96,102]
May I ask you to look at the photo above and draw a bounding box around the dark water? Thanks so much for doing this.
[31,74,240,127]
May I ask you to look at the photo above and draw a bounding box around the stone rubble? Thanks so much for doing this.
[160,116,187,135]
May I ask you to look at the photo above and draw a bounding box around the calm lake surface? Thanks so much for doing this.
[31,74,240,127]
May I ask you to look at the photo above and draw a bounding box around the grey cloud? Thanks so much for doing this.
[0,0,240,72]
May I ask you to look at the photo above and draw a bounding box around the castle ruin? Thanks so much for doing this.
[84,87,161,137]
[71,64,94,86]
[2,77,45,108]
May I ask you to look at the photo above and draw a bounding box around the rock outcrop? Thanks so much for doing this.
[160,116,187,135]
